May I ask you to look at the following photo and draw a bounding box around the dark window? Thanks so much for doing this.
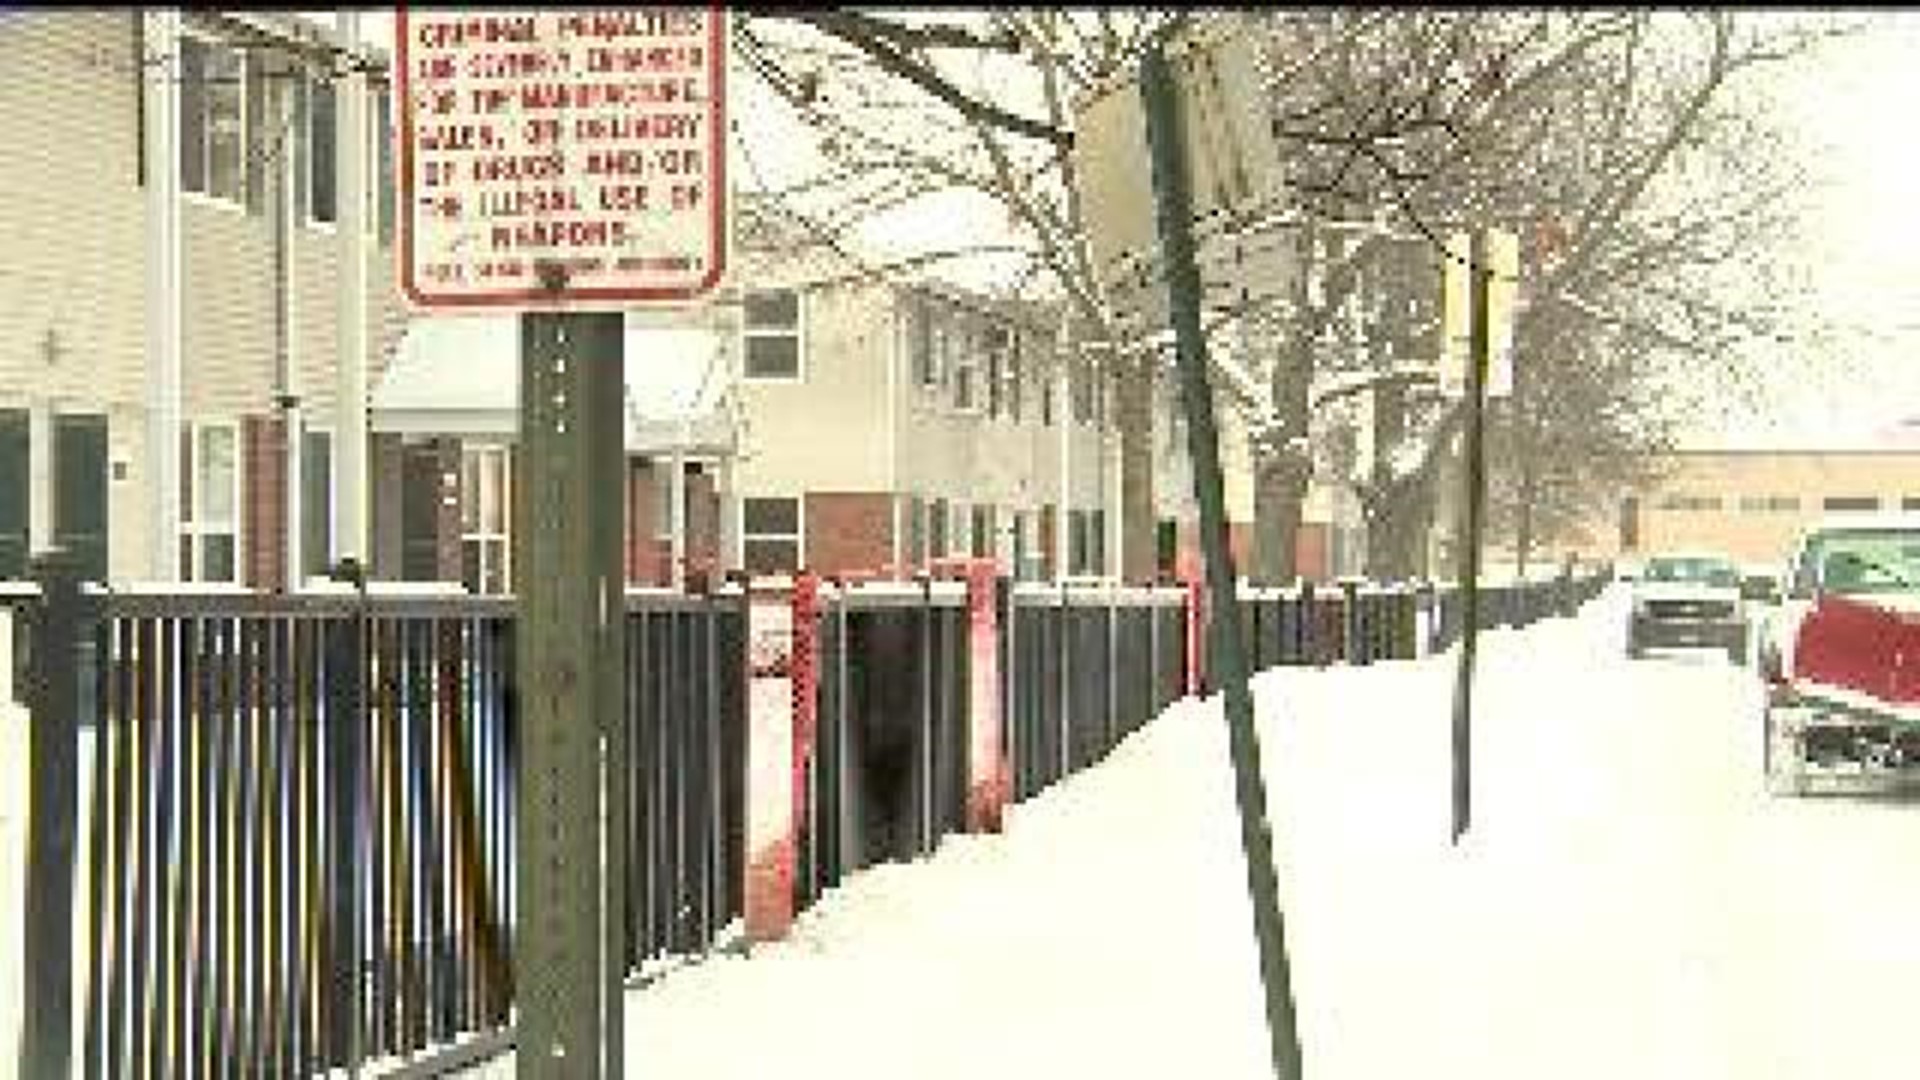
[1157,519,1178,577]
[743,496,801,573]
[1619,496,1639,552]
[309,74,337,224]
[971,504,993,558]
[743,289,801,379]
[54,415,110,583]
[178,37,207,194]
[1823,495,1881,513]
[1904,497,1920,512]
[743,495,798,536]
[180,34,244,202]
[912,301,937,387]
[302,429,332,580]
[375,81,394,246]
[986,326,1006,418]
[929,498,948,557]
[0,410,28,579]
[244,58,267,213]
[906,496,925,567]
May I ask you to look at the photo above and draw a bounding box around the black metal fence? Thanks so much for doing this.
[6,561,1610,1078]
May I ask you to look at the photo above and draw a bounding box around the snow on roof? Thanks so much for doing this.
[371,313,734,453]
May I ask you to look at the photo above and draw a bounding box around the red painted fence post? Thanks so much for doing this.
[744,575,797,943]
[965,560,1007,833]
[1185,574,1205,697]
[791,572,820,898]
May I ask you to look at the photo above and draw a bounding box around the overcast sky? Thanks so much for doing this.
[347,9,1918,450]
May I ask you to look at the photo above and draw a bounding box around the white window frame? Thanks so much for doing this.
[181,420,242,584]
[741,288,805,383]
[950,318,983,415]
[740,494,804,573]
[179,28,248,211]
[461,444,513,594]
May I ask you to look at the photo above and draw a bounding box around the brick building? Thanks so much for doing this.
[1553,421,1920,572]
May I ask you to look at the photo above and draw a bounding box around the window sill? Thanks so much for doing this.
[181,190,248,214]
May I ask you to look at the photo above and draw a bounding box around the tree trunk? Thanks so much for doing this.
[1252,452,1310,584]
[1116,357,1157,584]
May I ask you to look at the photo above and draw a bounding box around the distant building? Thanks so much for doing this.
[1562,421,1920,570]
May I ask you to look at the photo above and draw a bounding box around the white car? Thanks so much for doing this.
[1626,552,1748,663]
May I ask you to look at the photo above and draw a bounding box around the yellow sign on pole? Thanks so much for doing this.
[1438,227,1518,400]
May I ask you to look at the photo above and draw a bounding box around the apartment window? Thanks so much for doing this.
[1738,495,1800,513]
[985,326,1007,418]
[970,504,994,559]
[911,301,939,388]
[743,496,801,573]
[1823,495,1880,513]
[1903,496,1920,512]
[653,468,674,541]
[301,429,333,581]
[308,70,337,225]
[905,495,925,567]
[952,320,979,412]
[180,422,240,583]
[743,289,802,380]
[1006,328,1023,420]
[1091,509,1107,575]
[929,498,949,559]
[180,34,245,203]
[1657,493,1721,512]
[373,80,394,246]
[1069,510,1090,576]
[461,445,511,594]
[1042,371,1055,427]
[1072,354,1096,424]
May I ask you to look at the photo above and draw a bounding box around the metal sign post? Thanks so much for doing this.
[514,300,628,1078]
[1140,39,1304,1080]
[1450,231,1493,844]
[397,10,731,1075]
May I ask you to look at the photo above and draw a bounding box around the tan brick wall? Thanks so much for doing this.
[1560,450,1920,569]
[805,492,894,577]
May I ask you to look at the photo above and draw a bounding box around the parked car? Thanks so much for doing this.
[1758,514,1920,795]
[1625,552,1747,662]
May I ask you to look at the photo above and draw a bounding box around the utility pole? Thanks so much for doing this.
[1141,38,1304,1080]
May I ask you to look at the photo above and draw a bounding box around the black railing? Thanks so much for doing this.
[8,561,1610,1079]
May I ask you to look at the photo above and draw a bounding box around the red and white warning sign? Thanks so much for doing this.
[395,7,729,309]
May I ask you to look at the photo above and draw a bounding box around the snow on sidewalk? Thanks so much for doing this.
[464,590,1792,1080]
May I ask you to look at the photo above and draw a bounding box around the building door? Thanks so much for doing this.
[0,410,27,579]
[53,414,109,582]
[401,442,443,581]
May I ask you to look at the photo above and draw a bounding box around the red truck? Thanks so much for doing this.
[1758,515,1920,795]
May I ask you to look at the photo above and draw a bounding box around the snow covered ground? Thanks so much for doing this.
[450,584,1920,1080]
[10,587,1920,1078]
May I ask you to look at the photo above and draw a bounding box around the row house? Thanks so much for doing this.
[368,196,1122,590]
[0,10,403,587]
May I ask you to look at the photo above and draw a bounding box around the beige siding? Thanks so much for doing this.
[0,12,149,411]
[735,279,893,496]
[181,201,277,417]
